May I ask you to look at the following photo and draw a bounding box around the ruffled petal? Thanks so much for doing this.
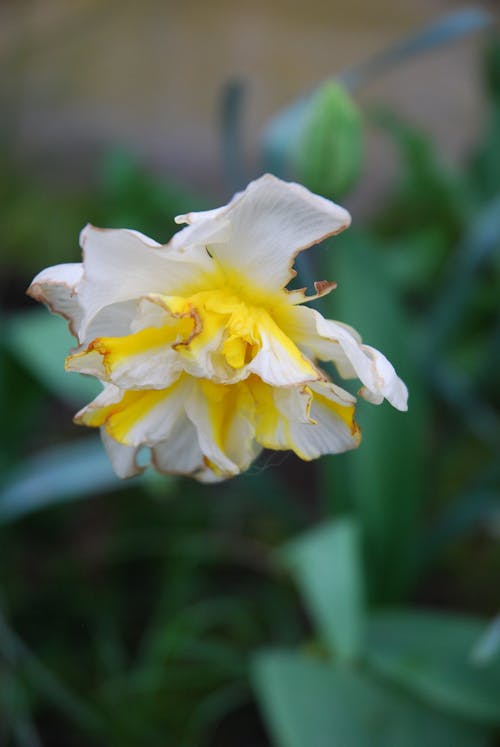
[163,292,323,387]
[76,377,192,446]
[66,307,193,390]
[277,305,408,411]
[185,379,260,478]
[100,429,144,478]
[151,417,205,477]
[27,263,84,335]
[81,301,138,347]
[246,309,322,386]
[77,226,214,339]
[252,378,360,459]
[175,174,351,293]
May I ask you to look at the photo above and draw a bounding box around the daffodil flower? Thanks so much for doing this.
[28,175,407,481]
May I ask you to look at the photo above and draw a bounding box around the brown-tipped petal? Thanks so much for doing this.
[176,174,351,293]
[27,263,84,336]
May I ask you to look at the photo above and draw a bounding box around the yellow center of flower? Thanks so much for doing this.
[66,282,319,392]
[184,287,293,369]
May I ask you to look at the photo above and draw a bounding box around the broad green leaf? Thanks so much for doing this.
[252,650,490,747]
[0,436,127,523]
[281,518,365,660]
[294,82,362,200]
[366,610,500,725]
[5,309,98,406]
[320,231,428,603]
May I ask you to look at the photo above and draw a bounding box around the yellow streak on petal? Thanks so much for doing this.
[249,377,360,456]
[67,317,193,375]
[77,387,172,444]
[96,321,192,373]
[249,377,287,446]
[198,379,255,456]
[254,307,319,379]
[314,390,361,443]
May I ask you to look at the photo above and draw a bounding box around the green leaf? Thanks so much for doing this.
[294,82,362,200]
[5,309,98,406]
[281,518,365,660]
[366,610,500,725]
[252,650,490,747]
[0,436,127,523]
[320,231,428,603]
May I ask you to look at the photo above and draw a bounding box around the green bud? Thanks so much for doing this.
[294,82,363,200]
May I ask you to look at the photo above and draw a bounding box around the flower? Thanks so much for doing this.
[28,174,407,482]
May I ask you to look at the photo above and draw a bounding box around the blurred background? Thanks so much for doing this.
[1,1,500,746]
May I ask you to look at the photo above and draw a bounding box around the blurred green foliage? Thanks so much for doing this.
[253,519,499,747]
[1,20,500,747]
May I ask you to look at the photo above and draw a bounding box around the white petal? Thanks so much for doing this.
[246,312,322,386]
[104,349,182,391]
[116,378,192,446]
[27,263,84,335]
[275,305,358,376]
[75,382,123,416]
[170,211,230,250]
[253,381,360,459]
[358,345,409,411]
[293,384,360,458]
[82,300,138,346]
[66,349,106,378]
[195,467,228,483]
[185,380,258,478]
[175,205,229,226]
[74,383,123,426]
[151,417,205,476]
[67,341,183,391]
[76,378,192,446]
[77,225,212,338]
[130,297,173,332]
[179,174,351,292]
[279,305,408,411]
[67,310,188,390]
[101,429,144,478]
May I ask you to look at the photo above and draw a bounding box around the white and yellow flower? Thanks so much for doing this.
[28,174,407,481]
